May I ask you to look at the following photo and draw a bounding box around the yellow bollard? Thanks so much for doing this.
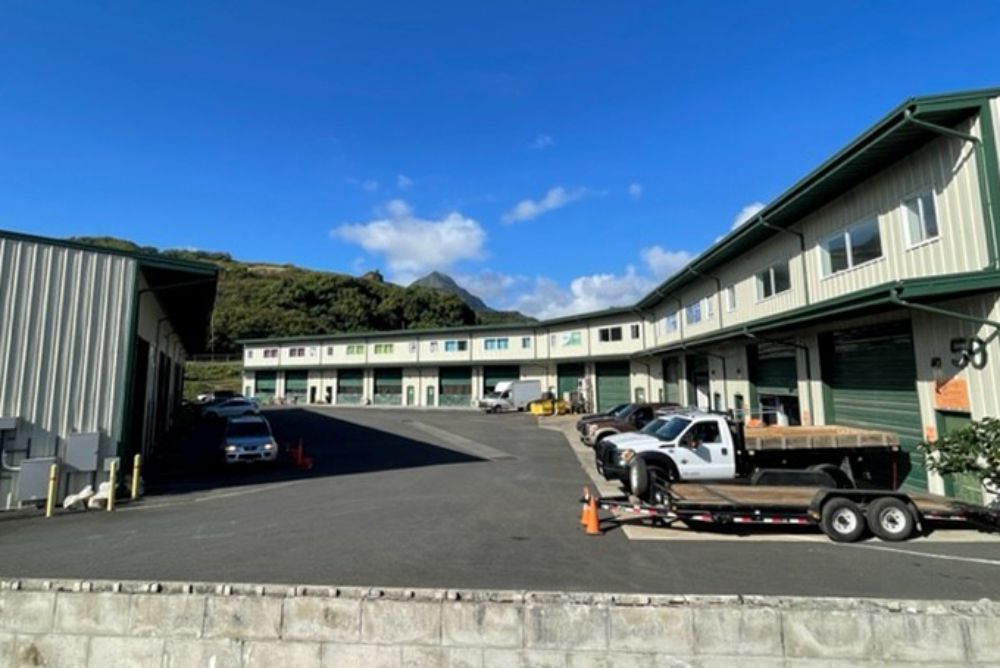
[45,463,58,518]
[107,459,117,512]
[131,454,142,500]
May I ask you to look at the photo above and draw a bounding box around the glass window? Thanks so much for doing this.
[725,285,736,312]
[822,218,883,276]
[904,192,939,246]
[484,339,496,351]
[246,350,254,359]
[665,310,678,333]
[757,261,791,299]
[688,421,721,444]
[373,343,394,355]
[599,327,622,342]
[326,346,334,355]
[560,331,582,346]
[408,342,417,354]
[497,337,509,350]
[630,324,641,339]
[521,337,532,348]
[346,344,364,355]
[430,341,439,353]
[685,300,702,324]
[703,297,714,319]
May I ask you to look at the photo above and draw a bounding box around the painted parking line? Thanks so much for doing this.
[838,542,1000,567]
[119,479,309,512]
[404,420,516,461]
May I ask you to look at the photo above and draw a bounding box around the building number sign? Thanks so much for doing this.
[950,336,988,370]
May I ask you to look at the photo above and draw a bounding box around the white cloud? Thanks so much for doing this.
[332,199,486,282]
[640,245,691,279]
[502,186,587,224]
[628,183,643,199]
[732,201,765,229]
[513,266,654,320]
[453,270,530,305]
[530,134,555,149]
[396,174,414,190]
[362,180,379,192]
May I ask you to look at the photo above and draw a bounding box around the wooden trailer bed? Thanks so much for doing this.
[743,425,899,452]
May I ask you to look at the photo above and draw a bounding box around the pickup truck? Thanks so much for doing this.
[576,403,674,447]
[596,410,902,495]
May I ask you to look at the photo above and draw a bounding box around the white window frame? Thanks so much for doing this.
[703,296,714,320]
[820,217,884,278]
[326,346,334,356]
[725,285,736,313]
[599,327,623,343]
[665,310,679,333]
[430,341,439,353]
[246,350,254,359]
[521,336,532,349]
[630,324,641,340]
[408,341,417,354]
[902,190,940,249]
[685,300,702,325]
[756,259,792,302]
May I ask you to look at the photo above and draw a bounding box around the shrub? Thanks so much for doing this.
[918,417,1000,497]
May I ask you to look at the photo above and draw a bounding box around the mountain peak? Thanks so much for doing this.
[412,272,489,311]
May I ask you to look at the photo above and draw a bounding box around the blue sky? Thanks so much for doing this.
[2,2,999,317]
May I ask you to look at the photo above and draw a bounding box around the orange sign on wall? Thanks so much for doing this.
[934,376,971,412]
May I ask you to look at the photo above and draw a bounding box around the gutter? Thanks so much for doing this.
[889,288,1000,349]
[902,108,999,268]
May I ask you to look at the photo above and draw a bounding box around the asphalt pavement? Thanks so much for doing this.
[0,406,997,600]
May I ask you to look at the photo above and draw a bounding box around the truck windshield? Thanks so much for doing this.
[652,417,691,442]
[609,404,632,417]
[640,418,667,434]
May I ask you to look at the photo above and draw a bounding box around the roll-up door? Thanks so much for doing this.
[439,366,472,407]
[483,365,520,395]
[821,320,926,491]
[595,361,631,413]
[662,357,681,404]
[255,371,277,401]
[336,369,364,405]
[557,363,586,401]
[374,368,403,405]
[285,371,309,403]
[749,342,801,425]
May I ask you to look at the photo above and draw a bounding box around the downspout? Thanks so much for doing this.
[889,288,1000,347]
[902,108,999,268]
[742,327,816,427]
[757,217,811,307]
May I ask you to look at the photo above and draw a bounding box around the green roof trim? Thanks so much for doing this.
[637,86,1000,308]
[636,271,1000,357]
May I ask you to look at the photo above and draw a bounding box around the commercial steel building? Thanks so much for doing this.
[243,87,1000,502]
[0,231,217,506]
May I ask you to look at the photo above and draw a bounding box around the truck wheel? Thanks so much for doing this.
[866,497,915,542]
[820,497,867,543]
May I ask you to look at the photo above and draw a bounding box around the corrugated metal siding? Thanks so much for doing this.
[805,121,988,303]
[0,237,136,466]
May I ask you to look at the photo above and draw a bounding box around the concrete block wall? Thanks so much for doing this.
[0,578,997,667]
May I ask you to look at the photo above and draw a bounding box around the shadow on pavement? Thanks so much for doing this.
[144,407,484,496]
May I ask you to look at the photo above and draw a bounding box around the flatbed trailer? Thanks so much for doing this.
[595,460,1000,542]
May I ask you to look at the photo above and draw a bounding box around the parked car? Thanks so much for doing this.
[202,397,260,419]
[197,389,242,404]
[222,416,278,465]
[578,403,671,448]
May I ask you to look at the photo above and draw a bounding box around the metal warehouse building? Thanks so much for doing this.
[0,231,217,507]
[243,87,1000,504]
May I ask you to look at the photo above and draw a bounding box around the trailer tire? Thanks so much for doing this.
[866,497,915,542]
[628,458,648,499]
[820,497,867,543]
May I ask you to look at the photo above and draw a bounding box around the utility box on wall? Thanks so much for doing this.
[16,457,59,503]
[65,432,101,472]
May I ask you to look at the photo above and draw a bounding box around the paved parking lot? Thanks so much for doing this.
[0,407,997,599]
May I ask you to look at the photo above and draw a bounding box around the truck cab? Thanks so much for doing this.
[596,411,737,483]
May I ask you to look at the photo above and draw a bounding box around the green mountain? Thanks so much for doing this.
[69,237,530,353]
[411,271,535,325]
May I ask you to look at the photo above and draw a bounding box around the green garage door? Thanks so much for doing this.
[374,368,403,405]
[662,358,681,404]
[336,369,364,405]
[439,366,472,407]
[821,321,926,491]
[285,371,309,404]
[483,365,520,394]
[255,371,277,401]
[751,343,798,396]
[557,363,585,400]
[595,361,631,413]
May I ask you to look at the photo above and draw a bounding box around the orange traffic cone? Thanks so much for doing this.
[583,496,601,536]
[580,486,591,526]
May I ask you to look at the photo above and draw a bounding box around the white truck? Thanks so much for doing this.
[478,380,543,413]
[596,410,903,493]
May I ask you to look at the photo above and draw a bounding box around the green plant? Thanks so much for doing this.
[918,417,1000,496]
